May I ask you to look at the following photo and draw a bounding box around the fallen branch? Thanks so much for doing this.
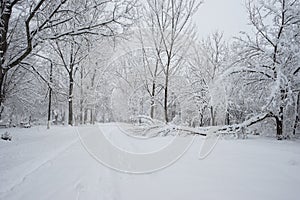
[175,112,273,137]
[129,112,273,138]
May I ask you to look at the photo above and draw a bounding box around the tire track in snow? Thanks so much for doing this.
[0,129,80,198]
[77,126,122,200]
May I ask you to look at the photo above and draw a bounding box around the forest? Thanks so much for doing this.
[1,0,300,139]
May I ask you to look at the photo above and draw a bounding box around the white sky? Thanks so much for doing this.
[193,0,250,39]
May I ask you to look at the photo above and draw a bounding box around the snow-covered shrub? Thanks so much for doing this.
[1,132,12,141]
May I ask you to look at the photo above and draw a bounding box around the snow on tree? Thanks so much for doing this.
[186,31,229,126]
[227,0,300,139]
[143,0,202,123]
[0,0,138,122]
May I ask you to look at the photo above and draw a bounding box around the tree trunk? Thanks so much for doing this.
[199,111,203,127]
[150,82,156,119]
[0,2,11,111]
[276,89,287,139]
[164,83,168,123]
[47,63,53,129]
[84,108,87,124]
[0,71,5,120]
[90,108,94,124]
[292,92,300,135]
[225,110,230,125]
[80,101,83,124]
[68,75,74,125]
[164,66,170,123]
[80,66,84,124]
[210,106,215,126]
[164,56,171,123]
[47,86,52,129]
[275,114,283,140]
[61,110,65,125]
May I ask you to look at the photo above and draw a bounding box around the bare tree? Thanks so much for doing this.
[49,37,89,125]
[0,0,138,117]
[228,0,300,139]
[189,31,228,126]
[145,0,201,123]
[136,30,164,119]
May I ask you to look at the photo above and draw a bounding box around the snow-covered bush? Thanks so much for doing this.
[1,132,12,141]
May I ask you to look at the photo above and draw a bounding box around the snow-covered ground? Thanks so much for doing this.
[1,123,300,200]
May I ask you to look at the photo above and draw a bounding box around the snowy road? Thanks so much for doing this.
[1,123,300,200]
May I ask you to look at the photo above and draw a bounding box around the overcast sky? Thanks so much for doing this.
[193,0,250,40]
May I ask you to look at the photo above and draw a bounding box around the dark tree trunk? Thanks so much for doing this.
[210,106,215,126]
[47,88,52,127]
[293,92,300,135]
[164,57,171,123]
[0,71,6,119]
[47,63,53,129]
[68,74,74,125]
[275,89,287,139]
[164,84,168,123]
[0,2,12,93]
[84,108,88,124]
[164,67,170,123]
[0,2,9,113]
[199,111,203,127]
[225,111,230,125]
[275,114,283,140]
[150,60,159,119]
